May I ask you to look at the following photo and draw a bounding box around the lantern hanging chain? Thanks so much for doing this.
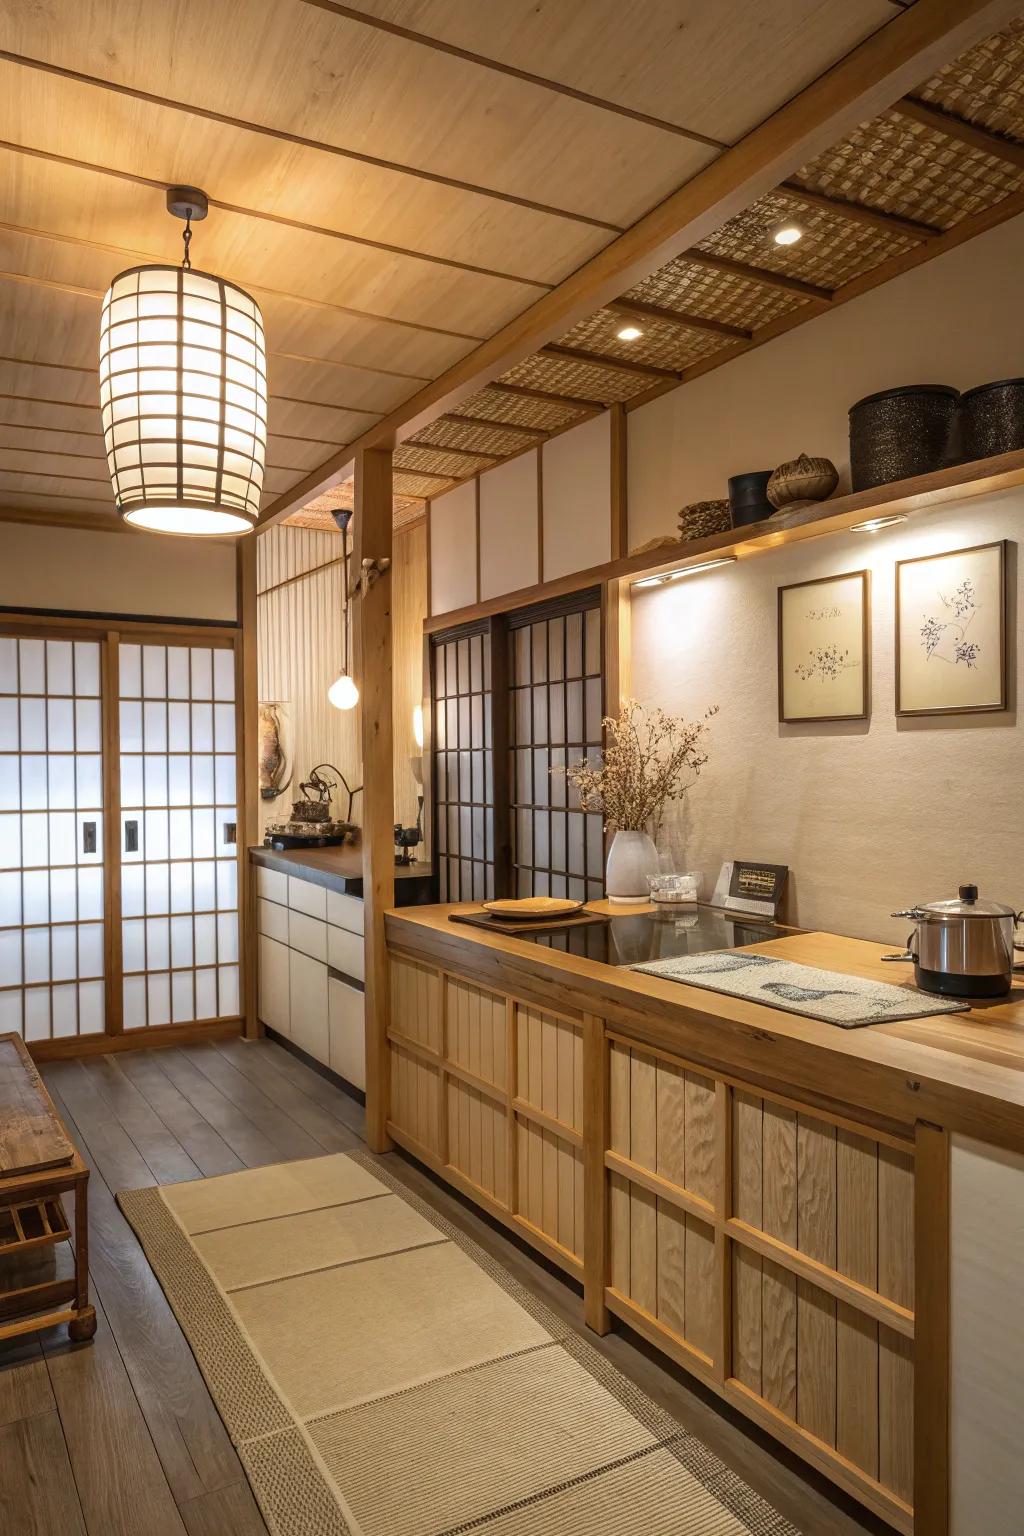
[181,210,193,271]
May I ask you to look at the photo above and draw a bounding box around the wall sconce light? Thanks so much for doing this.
[632,555,737,589]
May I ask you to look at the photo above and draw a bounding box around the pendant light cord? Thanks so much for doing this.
[343,526,351,675]
[181,210,193,270]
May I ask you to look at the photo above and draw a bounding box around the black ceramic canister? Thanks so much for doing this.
[728,470,773,527]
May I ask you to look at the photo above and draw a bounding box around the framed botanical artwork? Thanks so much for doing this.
[777,570,870,723]
[896,540,1007,716]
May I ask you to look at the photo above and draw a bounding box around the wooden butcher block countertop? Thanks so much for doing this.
[386,904,1024,1153]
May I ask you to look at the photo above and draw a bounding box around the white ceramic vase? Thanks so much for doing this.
[606,829,660,904]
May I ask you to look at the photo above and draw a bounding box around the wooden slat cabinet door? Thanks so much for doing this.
[444,976,510,1208]
[387,953,442,1156]
[513,1002,584,1264]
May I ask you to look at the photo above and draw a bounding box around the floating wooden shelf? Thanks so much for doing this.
[424,447,1024,632]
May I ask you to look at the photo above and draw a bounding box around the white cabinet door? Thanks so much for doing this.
[289,948,329,1065]
[327,923,364,982]
[288,875,327,919]
[327,889,364,935]
[288,909,327,963]
[258,935,290,1036]
[328,977,365,1090]
[258,897,288,943]
[257,866,288,905]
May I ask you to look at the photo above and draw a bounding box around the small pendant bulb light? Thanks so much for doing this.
[98,187,268,536]
[328,511,359,710]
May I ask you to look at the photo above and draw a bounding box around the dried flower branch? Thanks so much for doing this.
[557,699,718,833]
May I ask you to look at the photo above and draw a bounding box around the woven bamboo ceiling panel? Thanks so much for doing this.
[917,17,1024,140]
[285,479,425,532]
[624,258,804,331]
[456,388,587,433]
[694,191,916,290]
[557,308,727,372]
[499,353,648,405]
[410,416,542,457]
[393,443,498,479]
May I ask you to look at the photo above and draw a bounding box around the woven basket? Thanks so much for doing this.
[678,500,731,541]
[849,385,959,490]
[767,453,839,510]
[959,379,1024,461]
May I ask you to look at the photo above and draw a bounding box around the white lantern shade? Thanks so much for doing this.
[99,265,267,536]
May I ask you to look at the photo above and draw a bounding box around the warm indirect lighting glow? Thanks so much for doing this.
[851,514,909,533]
[412,703,424,750]
[328,671,359,710]
[768,219,804,247]
[616,324,644,341]
[99,265,267,537]
[632,556,737,589]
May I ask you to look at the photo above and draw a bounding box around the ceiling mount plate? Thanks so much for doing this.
[166,186,209,221]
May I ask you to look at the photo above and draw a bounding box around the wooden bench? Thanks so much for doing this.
[0,1032,95,1343]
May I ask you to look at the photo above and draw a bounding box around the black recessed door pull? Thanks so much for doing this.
[82,821,97,855]
[224,821,237,846]
[124,819,139,853]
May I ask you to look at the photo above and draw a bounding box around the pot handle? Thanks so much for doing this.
[881,951,915,963]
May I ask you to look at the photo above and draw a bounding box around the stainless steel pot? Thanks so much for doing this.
[883,884,1021,998]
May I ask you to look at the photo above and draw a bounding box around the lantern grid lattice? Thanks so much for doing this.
[98,264,267,536]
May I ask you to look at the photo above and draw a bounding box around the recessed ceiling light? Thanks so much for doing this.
[632,556,736,588]
[851,514,908,533]
[616,324,643,341]
[768,218,804,247]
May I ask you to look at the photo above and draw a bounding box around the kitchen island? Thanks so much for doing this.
[384,902,1024,1536]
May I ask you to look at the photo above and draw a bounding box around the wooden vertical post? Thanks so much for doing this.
[236,535,260,1040]
[609,403,628,560]
[601,577,631,860]
[488,615,512,899]
[582,1011,610,1334]
[354,446,395,1153]
[714,1079,733,1384]
[101,630,124,1037]
[914,1121,950,1536]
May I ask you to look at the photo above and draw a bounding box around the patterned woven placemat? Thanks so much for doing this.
[630,950,970,1027]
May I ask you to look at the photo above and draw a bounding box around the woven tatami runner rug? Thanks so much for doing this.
[630,950,970,1027]
[120,1151,800,1536]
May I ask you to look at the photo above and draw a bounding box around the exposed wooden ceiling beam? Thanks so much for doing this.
[403,439,502,463]
[893,94,1024,169]
[607,296,751,340]
[439,413,549,439]
[388,462,460,484]
[539,343,680,380]
[778,179,941,241]
[0,50,620,234]
[680,248,834,302]
[299,0,727,151]
[487,381,605,412]
[259,0,1022,527]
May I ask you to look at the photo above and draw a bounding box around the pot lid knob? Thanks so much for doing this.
[959,883,978,903]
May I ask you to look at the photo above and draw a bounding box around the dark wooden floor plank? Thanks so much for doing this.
[79,1056,202,1186]
[42,1298,187,1536]
[0,1338,53,1428]
[42,1079,244,1508]
[117,1052,245,1178]
[213,1038,361,1153]
[180,1044,325,1161]
[0,1411,88,1536]
[155,1051,285,1169]
[41,1060,160,1192]
[179,1480,268,1536]
[246,1036,367,1138]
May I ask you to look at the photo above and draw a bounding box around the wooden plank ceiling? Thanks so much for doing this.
[0,0,1019,534]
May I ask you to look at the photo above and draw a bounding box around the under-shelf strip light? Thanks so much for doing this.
[632,555,737,589]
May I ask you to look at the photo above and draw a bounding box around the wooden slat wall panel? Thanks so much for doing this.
[516,1122,583,1257]
[448,1079,509,1206]
[446,977,506,1087]
[389,1041,441,1155]
[390,955,442,1052]
[761,1103,798,1418]
[514,1003,583,1259]
[837,1129,880,1477]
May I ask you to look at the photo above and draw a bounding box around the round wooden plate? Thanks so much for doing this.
[482,897,584,920]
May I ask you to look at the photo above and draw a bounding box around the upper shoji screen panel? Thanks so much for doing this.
[509,593,604,902]
[119,640,240,1029]
[0,634,105,1042]
[432,624,494,903]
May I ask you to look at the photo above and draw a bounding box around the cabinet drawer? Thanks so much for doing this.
[327,888,364,935]
[258,897,288,944]
[288,908,327,963]
[257,865,288,904]
[288,949,329,1065]
[258,935,290,1035]
[329,977,365,1090]
[328,923,364,982]
[288,875,328,919]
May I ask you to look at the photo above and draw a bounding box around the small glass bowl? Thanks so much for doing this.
[648,871,701,906]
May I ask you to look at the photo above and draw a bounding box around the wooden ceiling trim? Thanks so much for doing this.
[487,381,605,413]
[0,205,488,344]
[298,0,728,152]
[441,413,548,440]
[256,0,1024,525]
[894,93,1024,166]
[404,438,502,464]
[681,249,834,302]
[0,138,553,294]
[777,178,941,240]
[606,297,750,341]
[538,344,680,381]
[0,49,623,237]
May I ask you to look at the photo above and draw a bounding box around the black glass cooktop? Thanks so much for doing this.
[519,904,790,967]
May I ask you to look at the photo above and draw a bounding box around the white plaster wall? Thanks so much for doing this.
[479,450,539,600]
[629,491,1022,944]
[0,521,237,621]
[629,215,1024,548]
[542,413,611,580]
[429,480,477,615]
[950,1132,1024,1535]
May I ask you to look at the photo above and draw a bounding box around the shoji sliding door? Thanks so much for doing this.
[0,620,243,1048]
[118,638,240,1030]
[0,633,106,1042]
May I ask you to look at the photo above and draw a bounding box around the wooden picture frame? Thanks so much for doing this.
[895,539,1007,717]
[777,570,870,723]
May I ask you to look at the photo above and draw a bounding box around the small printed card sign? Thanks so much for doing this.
[896,540,1007,716]
[777,570,869,722]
